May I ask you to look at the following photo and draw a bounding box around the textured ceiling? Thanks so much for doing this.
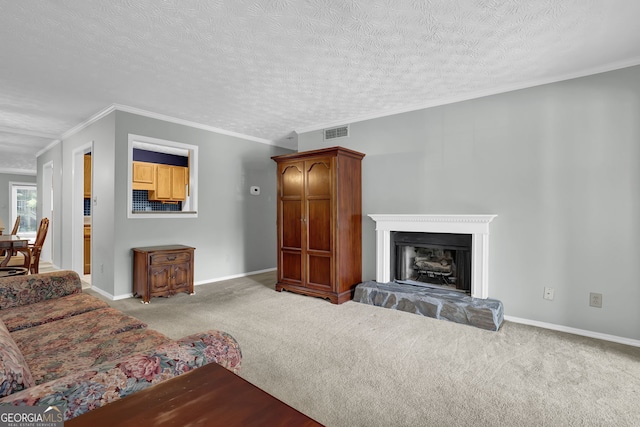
[1,0,640,173]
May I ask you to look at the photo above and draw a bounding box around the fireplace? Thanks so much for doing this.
[392,232,472,293]
[368,214,496,299]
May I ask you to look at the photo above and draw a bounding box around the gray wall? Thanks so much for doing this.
[40,110,292,298]
[298,65,640,341]
[0,172,36,232]
[59,112,116,286]
[112,111,290,297]
[36,144,62,267]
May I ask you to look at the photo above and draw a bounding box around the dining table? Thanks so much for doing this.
[0,235,31,268]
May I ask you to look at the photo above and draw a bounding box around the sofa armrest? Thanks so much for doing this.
[0,330,242,421]
[0,271,82,310]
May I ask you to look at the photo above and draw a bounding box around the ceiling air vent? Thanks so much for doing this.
[324,125,349,141]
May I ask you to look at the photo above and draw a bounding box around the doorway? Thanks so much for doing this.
[72,142,92,283]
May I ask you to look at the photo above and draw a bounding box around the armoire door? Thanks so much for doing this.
[304,158,333,291]
[278,162,304,286]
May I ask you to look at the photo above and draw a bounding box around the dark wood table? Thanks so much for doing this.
[0,235,30,268]
[0,267,28,277]
[66,362,323,427]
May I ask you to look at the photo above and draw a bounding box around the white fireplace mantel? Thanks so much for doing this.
[368,214,497,299]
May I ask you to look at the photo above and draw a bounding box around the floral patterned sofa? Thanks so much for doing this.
[0,270,241,420]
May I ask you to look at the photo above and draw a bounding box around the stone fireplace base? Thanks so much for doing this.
[353,281,504,331]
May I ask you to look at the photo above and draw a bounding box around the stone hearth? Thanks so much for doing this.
[353,281,504,331]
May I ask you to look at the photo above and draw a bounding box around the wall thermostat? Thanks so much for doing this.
[250,186,260,195]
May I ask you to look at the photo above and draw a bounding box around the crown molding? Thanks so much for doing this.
[35,139,61,158]
[296,57,640,135]
[58,103,289,148]
[0,167,36,176]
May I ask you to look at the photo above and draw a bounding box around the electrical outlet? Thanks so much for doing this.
[590,292,602,308]
[543,287,554,300]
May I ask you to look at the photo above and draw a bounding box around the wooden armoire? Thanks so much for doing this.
[272,147,365,304]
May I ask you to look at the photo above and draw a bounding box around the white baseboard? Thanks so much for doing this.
[100,268,277,300]
[194,267,277,286]
[504,315,640,348]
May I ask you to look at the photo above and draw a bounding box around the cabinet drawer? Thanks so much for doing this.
[150,252,191,265]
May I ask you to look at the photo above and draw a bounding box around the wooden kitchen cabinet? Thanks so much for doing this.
[132,161,156,191]
[132,245,195,304]
[149,165,187,201]
[84,154,91,197]
[272,147,365,304]
[84,225,91,274]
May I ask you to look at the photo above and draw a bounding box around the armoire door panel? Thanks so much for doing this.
[307,255,332,289]
[307,199,331,252]
[282,200,302,248]
[306,161,331,197]
[281,164,303,197]
[281,251,302,282]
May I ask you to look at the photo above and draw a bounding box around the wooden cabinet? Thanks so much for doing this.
[149,165,187,202]
[132,161,156,191]
[272,147,365,304]
[83,225,91,275]
[132,245,195,304]
[84,154,91,197]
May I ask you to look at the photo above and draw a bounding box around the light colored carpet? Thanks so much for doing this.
[92,272,639,427]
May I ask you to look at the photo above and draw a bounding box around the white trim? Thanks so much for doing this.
[60,105,117,140]
[59,103,290,148]
[101,267,278,300]
[72,143,92,276]
[127,134,199,219]
[115,104,275,145]
[194,267,277,286]
[368,214,497,299]
[0,168,36,176]
[35,139,61,158]
[504,315,640,348]
[296,57,640,135]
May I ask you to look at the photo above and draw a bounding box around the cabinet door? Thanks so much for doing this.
[305,159,333,291]
[170,263,191,293]
[278,162,304,285]
[172,166,187,200]
[149,265,171,295]
[155,165,173,199]
[84,154,91,197]
[132,162,156,190]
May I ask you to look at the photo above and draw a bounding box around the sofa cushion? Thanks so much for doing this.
[0,293,109,332]
[26,328,170,385]
[0,270,81,310]
[0,320,34,397]
[12,307,149,359]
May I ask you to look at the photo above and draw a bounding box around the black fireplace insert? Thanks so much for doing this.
[391,231,472,293]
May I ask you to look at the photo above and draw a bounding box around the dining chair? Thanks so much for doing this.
[5,217,49,274]
[10,216,20,235]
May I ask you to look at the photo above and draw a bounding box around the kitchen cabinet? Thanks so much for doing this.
[149,165,187,202]
[132,245,195,304]
[271,147,365,304]
[84,154,91,198]
[83,225,91,274]
[132,161,156,191]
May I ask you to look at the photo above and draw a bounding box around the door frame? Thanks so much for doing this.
[72,142,92,276]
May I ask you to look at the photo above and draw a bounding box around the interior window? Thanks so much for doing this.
[127,134,198,219]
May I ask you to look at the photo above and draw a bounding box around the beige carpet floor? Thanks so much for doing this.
[92,271,639,427]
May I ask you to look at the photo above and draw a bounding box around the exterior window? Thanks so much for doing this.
[11,183,37,240]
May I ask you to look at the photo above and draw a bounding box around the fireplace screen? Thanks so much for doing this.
[392,232,472,293]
